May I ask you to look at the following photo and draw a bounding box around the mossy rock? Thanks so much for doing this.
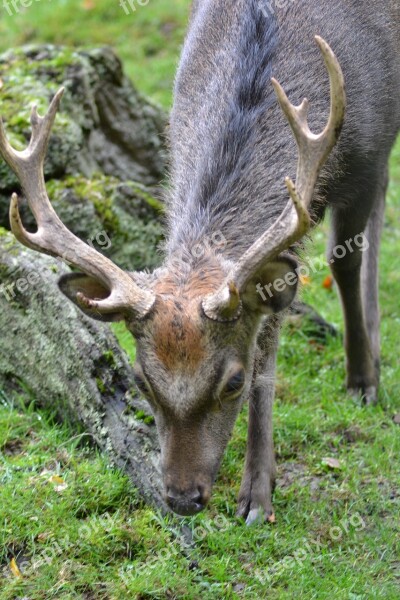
[0,45,167,188]
[49,174,164,272]
[0,231,164,508]
[2,173,164,272]
[0,45,167,270]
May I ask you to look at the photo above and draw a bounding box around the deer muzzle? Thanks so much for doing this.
[165,485,209,516]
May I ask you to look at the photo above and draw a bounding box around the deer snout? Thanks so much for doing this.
[165,485,208,516]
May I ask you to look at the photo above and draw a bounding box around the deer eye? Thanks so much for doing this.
[223,370,245,398]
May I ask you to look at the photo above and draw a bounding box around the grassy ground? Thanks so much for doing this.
[0,2,399,599]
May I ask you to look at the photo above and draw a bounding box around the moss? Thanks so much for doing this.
[0,46,83,152]
[134,410,155,426]
[127,182,165,214]
[96,378,107,394]
[36,173,163,271]
[102,350,117,370]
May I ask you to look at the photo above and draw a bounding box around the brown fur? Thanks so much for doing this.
[151,260,224,372]
[152,298,204,373]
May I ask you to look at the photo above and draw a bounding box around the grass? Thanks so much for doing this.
[0,2,399,599]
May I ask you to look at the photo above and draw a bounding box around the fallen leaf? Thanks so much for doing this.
[308,340,325,352]
[322,457,341,470]
[10,558,22,578]
[49,475,64,484]
[267,512,276,523]
[322,275,334,289]
[48,474,68,491]
[393,414,400,425]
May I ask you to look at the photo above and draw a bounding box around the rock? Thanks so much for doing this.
[0,229,165,509]
[0,44,166,188]
[0,45,166,271]
[14,174,164,272]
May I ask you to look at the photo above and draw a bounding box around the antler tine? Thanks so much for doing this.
[0,89,155,319]
[202,37,346,320]
[272,36,346,212]
[234,35,346,289]
[0,88,64,172]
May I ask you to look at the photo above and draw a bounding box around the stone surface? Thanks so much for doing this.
[0,230,164,509]
[0,46,168,507]
[0,44,166,272]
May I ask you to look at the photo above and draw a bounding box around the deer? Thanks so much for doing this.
[0,0,399,524]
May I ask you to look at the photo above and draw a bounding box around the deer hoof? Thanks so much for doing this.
[348,385,378,406]
[246,508,276,526]
[236,497,275,526]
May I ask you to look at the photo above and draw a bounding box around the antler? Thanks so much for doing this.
[203,36,346,321]
[0,88,155,319]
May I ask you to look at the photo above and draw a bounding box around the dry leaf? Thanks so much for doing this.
[48,474,68,491]
[267,512,276,524]
[322,275,334,290]
[393,413,400,425]
[49,475,64,484]
[10,558,22,578]
[322,457,341,470]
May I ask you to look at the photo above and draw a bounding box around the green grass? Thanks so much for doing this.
[0,2,400,599]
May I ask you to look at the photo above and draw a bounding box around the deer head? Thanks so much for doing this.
[0,37,345,516]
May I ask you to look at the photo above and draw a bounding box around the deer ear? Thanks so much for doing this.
[58,273,125,322]
[241,256,298,314]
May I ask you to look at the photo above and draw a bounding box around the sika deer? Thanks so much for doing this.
[1,1,399,523]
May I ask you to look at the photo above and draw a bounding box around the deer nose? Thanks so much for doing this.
[165,487,206,516]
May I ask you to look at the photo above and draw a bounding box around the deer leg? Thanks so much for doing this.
[237,316,280,525]
[328,188,382,405]
[361,167,387,384]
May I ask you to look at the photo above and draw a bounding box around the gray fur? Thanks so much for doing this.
[167,0,399,258]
